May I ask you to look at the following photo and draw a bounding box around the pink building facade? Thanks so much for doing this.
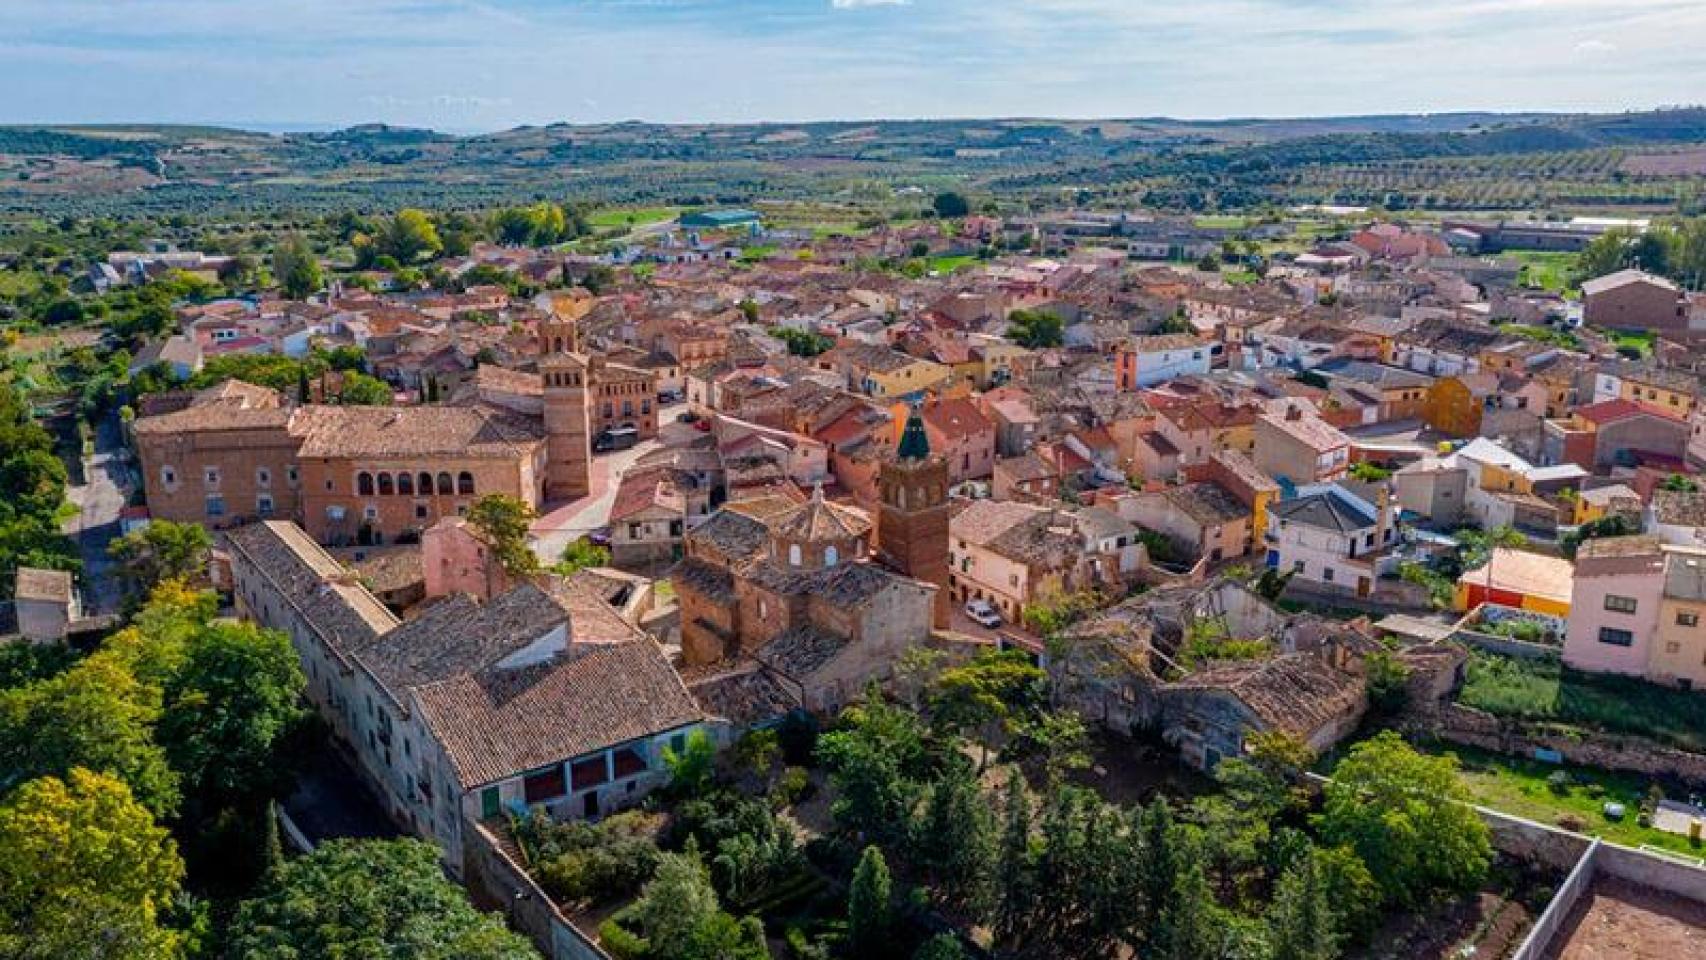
[1563,537,1666,677]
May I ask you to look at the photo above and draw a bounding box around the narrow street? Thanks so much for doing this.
[61,413,130,616]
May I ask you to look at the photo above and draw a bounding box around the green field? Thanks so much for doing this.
[1506,250,1580,296]
[1425,742,1704,859]
[585,206,680,230]
[1194,215,1250,229]
[927,254,979,274]
[1459,652,1706,752]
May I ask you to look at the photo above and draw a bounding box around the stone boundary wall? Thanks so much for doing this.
[462,819,612,960]
[1419,702,1706,787]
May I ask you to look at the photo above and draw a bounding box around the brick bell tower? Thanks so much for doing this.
[539,315,592,501]
[878,408,951,629]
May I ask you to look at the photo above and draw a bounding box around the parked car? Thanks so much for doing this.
[677,410,699,424]
[593,426,640,452]
[657,390,682,404]
[965,599,1003,629]
[587,528,612,548]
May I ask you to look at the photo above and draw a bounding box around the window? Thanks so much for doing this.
[1680,611,1700,627]
[257,494,274,516]
[363,505,379,521]
[256,467,271,487]
[161,466,177,486]
[788,544,802,567]
[397,472,414,495]
[205,495,226,518]
[418,472,434,495]
[1293,560,1305,573]
[415,503,429,520]
[204,467,220,487]
[286,466,299,485]
[1604,595,1638,614]
[522,766,566,804]
[457,472,475,495]
[1323,567,1335,583]
[825,545,839,567]
[1598,627,1635,647]
[377,473,394,496]
[437,472,453,495]
[572,754,610,789]
[357,472,374,496]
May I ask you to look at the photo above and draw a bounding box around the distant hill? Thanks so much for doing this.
[2,108,1703,218]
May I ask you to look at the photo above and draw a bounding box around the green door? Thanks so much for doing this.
[480,786,500,820]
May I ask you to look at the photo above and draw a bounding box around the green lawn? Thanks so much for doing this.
[1424,742,1705,860]
[1506,251,1580,297]
[1459,652,1706,753]
[1194,215,1250,229]
[1222,269,1260,286]
[927,255,979,274]
[1611,330,1656,357]
[585,206,680,230]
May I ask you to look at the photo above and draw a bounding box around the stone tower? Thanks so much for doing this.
[878,409,951,629]
[539,315,592,501]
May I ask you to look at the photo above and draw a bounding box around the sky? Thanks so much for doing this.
[3,0,1705,131]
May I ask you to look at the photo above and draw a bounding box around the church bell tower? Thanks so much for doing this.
[539,316,592,501]
[878,409,951,629]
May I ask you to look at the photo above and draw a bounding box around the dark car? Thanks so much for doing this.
[593,426,640,452]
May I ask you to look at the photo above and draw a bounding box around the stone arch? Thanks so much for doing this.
[397,472,414,496]
[377,473,395,496]
[418,472,434,495]
[437,472,453,495]
[458,471,475,495]
[357,472,374,496]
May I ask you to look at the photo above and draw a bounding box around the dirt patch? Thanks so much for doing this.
[1060,730,1218,807]
[1349,862,1545,960]
[1622,150,1706,176]
[1545,877,1706,959]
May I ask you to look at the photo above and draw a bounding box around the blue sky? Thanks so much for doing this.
[3,0,1703,130]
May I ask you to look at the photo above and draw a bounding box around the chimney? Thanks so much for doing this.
[1286,404,1303,422]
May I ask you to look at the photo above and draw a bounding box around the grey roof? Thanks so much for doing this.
[1271,490,1375,534]
[755,625,851,678]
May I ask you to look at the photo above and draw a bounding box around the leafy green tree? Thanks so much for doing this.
[662,729,718,799]
[1267,854,1338,960]
[1312,845,1381,945]
[929,649,1046,772]
[466,494,540,577]
[993,771,1035,948]
[629,842,768,960]
[554,537,611,575]
[1364,648,1413,716]
[227,838,537,959]
[847,846,893,957]
[0,651,179,818]
[157,619,307,812]
[933,192,971,218]
[380,208,444,263]
[336,370,393,406]
[0,769,188,960]
[1006,308,1065,348]
[108,521,212,596]
[1315,731,1491,908]
[273,234,323,300]
[910,761,996,916]
[816,690,937,843]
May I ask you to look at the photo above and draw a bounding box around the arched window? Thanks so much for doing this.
[824,545,839,567]
[357,472,374,496]
[397,472,414,495]
[437,472,453,495]
[418,472,434,495]
[377,473,394,496]
[788,543,802,568]
[553,336,563,353]
[458,472,475,495]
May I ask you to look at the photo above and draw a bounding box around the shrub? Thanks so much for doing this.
[772,766,812,808]
[1546,770,1572,796]
[599,913,652,960]
[513,810,661,907]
